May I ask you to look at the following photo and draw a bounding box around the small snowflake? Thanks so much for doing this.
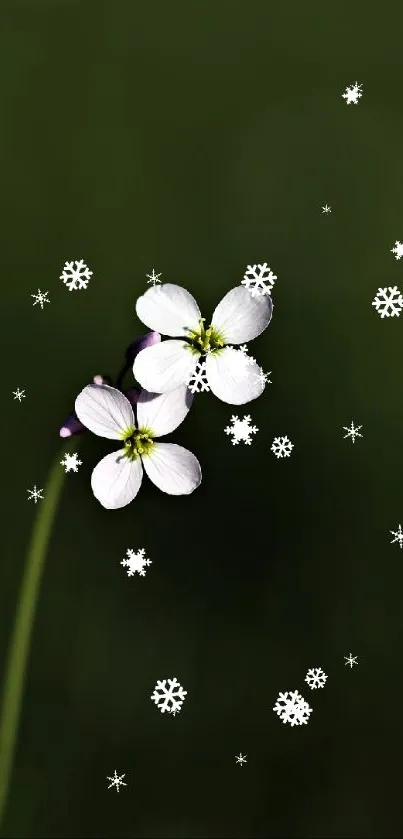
[146,268,162,286]
[225,415,258,445]
[271,435,294,458]
[241,263,277,297]
[343,421,363,443]
[12,388,26,402]
[344,653,358,668]
[254,367,272,386]
[60,259,93,291]
[121,548,152,577]
[321,204,331,214]
[342,81,363,105]
[304,667,328,690]
[187,360,210,393]
[106,770,127,792]
[372,286,403,318]
[273,690,312,726]
[27,485,44,503]
[391,241,403,260]
[31,289,50,309]
[151,677,187,714]
[235,753,247,766]
[390,524,403,549]
[60,452,82,473]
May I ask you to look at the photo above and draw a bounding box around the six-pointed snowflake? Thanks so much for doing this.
[343,421,363,443]
[241,263,277,297]
[106,770,127,792]
[273,690,312,726]
[391,241,403,260]
[13,388,25,402]
[121,548,152,577]
[60,452,82,473]
[31,289,50,309]
[235,753,247,766]
[146,268,162,286]
[344,653,358,668]
[187,360,210,393]
[342,81,363,105]
[372,286,403,318]
[271,435,294,458]
[60,259,93,291]
[322,204,331,214]
[151,677,187,714]
[254,367,272,386]
[225,415,258,445]
[304,667,328,690]
[390,524,403,549]
[27,485,44,503]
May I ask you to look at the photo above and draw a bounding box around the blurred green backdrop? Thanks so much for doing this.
[1,1,403,836]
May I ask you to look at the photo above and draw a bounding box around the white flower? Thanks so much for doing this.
[75,383,201,509]
[133,284,273,405]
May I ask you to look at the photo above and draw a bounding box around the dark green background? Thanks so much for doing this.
[2,1,403,836]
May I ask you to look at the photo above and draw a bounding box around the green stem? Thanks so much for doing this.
[0,443,78,830]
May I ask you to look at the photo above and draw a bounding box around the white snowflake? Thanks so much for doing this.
[12,388,26,402]
[270,435,294,458]
[151,677,187,714]
[187,360,210,393]
[273,690,312,726]
[31,288,50,309]
[120,548,152,577]
[254,367,271,387]
[390,524,403,549]
[372,286,403,318]
[343,421,363,443]
[344,653,358,668]
[321,204,331,214]
[60,452,82,473]
[60,259,93,291]
[235,753,247,766]
[391,241,403,260]
[342,81,363,105]
[241,263,277,297]
[146,268,162,286]
[304,667,328,690]
[27,485,44,503]
[225,415,258,445]
[106,770,127,792]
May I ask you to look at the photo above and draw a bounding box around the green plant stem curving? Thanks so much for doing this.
[0,443,79,830]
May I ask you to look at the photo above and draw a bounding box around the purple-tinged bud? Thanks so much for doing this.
[124,387,141,407]
[59,412,87,438]
[92,374,113,386]
[125,331,161,365]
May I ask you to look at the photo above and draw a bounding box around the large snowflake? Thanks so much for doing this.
[273,690,312,726]
[241,263,277,297]
[225,415,258,445]
[60,259,93,290]
[304,667,328,690]
[372,286,403,318]
[151,677,187,714]
[120,548,152,577]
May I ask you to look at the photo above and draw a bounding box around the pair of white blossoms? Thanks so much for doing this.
[75,283,273,508]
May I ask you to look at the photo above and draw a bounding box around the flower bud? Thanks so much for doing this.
[124,331,161,365]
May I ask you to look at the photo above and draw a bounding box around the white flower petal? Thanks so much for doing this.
[142,443,201,495]
[137,386,193,437]
[75,384,134,439]
[136,283,201,337]
[133,340,199,393]
[205,347,265,404]
[91,449,143,509]
[211,285,273,343]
